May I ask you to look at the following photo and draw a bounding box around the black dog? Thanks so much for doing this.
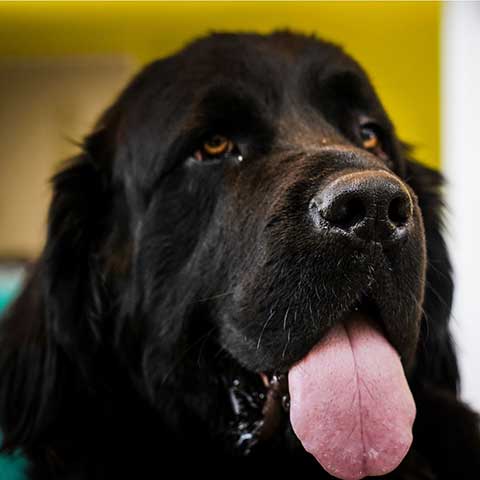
[1,32,479,479]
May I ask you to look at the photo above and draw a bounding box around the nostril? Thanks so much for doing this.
[387,195,412,227]
[318,194,367,230]
[334,197,366,229]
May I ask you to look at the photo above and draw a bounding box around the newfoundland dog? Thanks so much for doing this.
[1,32,479,479]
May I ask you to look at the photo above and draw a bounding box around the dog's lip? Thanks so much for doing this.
[255,371,290,442]
[341,297,387,339]
[260,372,289,401]
[260,297,385,376]
[258,298,384,407]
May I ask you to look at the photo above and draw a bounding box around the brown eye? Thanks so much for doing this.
[193,134,242,162]
[360,125,380,150]
[202,135,232,156]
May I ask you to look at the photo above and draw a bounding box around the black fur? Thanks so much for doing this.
[1,32,479,478]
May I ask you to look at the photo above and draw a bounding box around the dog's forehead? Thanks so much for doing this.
[119,32,375,135]
[174,32,365,93]
[181,32,356,69]
[168,33,381,145]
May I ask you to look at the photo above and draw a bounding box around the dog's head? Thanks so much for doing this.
[0,32,457,478]
[113,33,425,365]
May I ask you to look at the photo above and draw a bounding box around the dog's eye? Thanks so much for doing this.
[194,134,241,162]
[204,135,232,155]
[360,124,380,150]
[359,122,388,160]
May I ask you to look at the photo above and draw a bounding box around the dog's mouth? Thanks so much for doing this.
[229,300,416,479]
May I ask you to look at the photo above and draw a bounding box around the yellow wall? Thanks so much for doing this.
[0,1,440,168]
[0,2,440,256]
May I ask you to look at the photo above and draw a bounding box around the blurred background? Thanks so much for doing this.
[0,1,441,257]
[0,2,478,472]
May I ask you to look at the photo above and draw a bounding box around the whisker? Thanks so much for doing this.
[427,259,452,285]
[161,325,218,384]
[197,291,235,302]
[256,308,276,350]
[282,328,292,359]
[425,279,451,312]
[408,290,430,346]
[283,305,290,331]
[197,326,219,367]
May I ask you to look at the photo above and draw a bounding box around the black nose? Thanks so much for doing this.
[309,171,413,245]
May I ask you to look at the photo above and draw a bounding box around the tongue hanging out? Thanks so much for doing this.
[288,313,416,480]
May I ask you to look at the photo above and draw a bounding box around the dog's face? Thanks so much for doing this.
[111,33,425,379]
[4,31,458,479]
[88,33,431,475]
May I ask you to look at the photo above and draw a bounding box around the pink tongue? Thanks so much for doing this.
[288,314,416,480]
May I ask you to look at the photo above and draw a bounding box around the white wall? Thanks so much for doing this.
[442,2,480,412]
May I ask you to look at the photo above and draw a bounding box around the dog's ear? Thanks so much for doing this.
[0,128,113,451]
[405,156,459,394]
[43,130,113,359]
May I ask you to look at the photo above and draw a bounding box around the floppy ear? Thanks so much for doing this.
[405,158,459,394]
[0,129,113,451]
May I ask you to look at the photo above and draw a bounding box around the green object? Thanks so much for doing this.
[0,267,24,316]
[0,291,14,314]
[0,266,29,479]
[0,432,27,480]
